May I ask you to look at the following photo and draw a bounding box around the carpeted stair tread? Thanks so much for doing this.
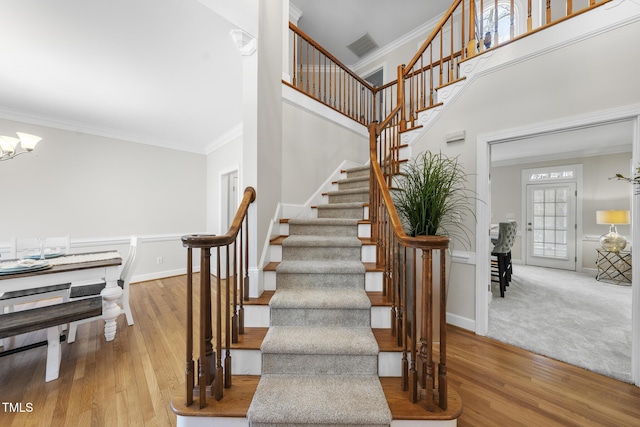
[288,218,360,226]
[326,188,369,196]
[270,289,371,310]
[336,176,369,185]
[276,260,364,274]
[261,326,378,355]
[282,235,362,247]
[315,202,366,210]
[247,374,392,426]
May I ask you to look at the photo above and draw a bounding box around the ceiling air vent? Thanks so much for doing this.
[347,32,379,58]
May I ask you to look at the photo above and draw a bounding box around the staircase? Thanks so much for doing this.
[247,165,392,426]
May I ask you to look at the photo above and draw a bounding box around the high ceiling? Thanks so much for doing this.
[0,0,450,155]
[0,1,630,159]
[0,0,243,154]
[290,0,451,66]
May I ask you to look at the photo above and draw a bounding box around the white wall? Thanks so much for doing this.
[281,101,369,205]
[0,118,207,281]
[409,12,640,325]
[491,152,633,268]
[207,136,243,235]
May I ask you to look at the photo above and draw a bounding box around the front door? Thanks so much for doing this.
[525,182,577,270]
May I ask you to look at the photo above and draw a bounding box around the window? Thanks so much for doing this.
[481,2,518,48]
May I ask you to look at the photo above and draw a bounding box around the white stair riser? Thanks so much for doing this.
[358,223,371,238]
[264,271,276,291]
[227,348,403,378]
[177,415,456,426]
[223,348,262,375]
[270,245,281,263]
[362,244,376,262]
[371,306,392,329]
[244,305,270,327]
[366,271,383,292]
[279,223,289,236]
[245,304,391,329]
[267,269,380,292]
[379,351,404,377]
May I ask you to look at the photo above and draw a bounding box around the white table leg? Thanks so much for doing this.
[100,272,123,342]
[45,326,62,382]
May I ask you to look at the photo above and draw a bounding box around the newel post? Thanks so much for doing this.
[397,64,406,132]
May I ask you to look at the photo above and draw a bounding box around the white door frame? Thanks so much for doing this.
[475,104,640,386]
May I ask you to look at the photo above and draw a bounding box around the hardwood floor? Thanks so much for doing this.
[1,275,639,426]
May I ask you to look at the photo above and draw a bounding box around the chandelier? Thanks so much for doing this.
[0,132,42,161]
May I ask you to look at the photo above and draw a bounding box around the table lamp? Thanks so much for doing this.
[596,210,630,252]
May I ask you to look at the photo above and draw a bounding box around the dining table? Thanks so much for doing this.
[0,251,124,342]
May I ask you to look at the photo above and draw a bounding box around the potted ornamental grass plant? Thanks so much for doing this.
[392,150,477,337]
[393,150,476,246]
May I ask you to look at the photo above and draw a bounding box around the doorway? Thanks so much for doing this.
[476,110,639,386]
[221,169,239,232]
[219,169,239,277]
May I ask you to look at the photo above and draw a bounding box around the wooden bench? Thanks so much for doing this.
[0,297,103,382]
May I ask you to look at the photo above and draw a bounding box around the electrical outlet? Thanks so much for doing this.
[156,256,163,264]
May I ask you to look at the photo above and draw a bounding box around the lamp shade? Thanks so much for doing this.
[596,210,630,225]
[16,132,42,151]
[0,136,19,153]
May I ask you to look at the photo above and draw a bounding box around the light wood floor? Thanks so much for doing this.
[1,275,639,426]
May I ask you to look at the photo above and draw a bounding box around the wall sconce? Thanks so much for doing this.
[445,130,465,143]
[596,210,630,252]
[0,133,43,161]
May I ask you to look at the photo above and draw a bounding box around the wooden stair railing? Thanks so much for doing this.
[181,186,256,409]
[367,0,612,410]
[287,1,610,133]
[369,120,450,411]
[399,0,611,130]
[286,22,377,126]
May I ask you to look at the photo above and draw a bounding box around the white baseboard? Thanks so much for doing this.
[446,312,475,332]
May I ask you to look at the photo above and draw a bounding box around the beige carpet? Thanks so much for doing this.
[487,264,633,383]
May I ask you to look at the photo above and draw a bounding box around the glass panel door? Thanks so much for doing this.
[526,182,576,270]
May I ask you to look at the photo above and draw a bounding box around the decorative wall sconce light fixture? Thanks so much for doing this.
[0,132,42,161]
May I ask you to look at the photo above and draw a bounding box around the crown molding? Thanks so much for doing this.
[0,106,205,154]
[289,3,303,24]
[352,14,440,71]
[229,29,257,56]
[205,122,243,154]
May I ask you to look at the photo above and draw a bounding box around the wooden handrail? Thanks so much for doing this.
[289,22,374,92]
[181,186,256,409]
[287,23,376,125]
[369,119,450,410]
[405,0,463,73]
[182,187,256,248]
[366,0,613,412]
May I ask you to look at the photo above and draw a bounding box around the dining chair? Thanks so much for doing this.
[491,222,517,297]
[66,236,139,343]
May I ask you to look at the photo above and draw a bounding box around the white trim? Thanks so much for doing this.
[289,2,302,24]
[282,83,368,138]
[218,164,241,233]
[205,123,243,154]
[477,103,640,386]
[132,267,197,284]
[446,312,475,331]
[0,106,206,155]
[404,2,640,147]
[352,14,441,71]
